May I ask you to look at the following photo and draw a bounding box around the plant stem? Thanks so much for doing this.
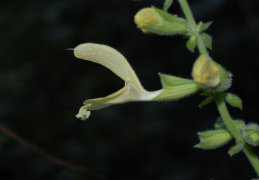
[215,95,243,140]
[178,0,209,56]
[178,0,259,176]
[197,36,208,56]
[215,95,259,176]
[178,0,196,28]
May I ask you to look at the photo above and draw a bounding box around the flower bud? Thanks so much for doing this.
[243,124,259,146]
[192,55,220,88]
[192,55,232,92]
[134,7,188,35]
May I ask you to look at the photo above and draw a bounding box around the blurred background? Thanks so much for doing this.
[1,0,259,179]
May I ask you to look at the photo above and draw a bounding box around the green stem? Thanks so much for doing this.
[178,0,208,56]
[197,36,208,56]
[215,95,243,140]
[178,0,259,176]
[178,0,196,27]
[215,95,259,176]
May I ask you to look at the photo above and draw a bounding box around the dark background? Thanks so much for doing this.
[1,0,259,179]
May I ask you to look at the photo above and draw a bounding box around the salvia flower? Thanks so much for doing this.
[73,43,162,120]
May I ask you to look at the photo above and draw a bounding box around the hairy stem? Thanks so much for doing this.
[215,95,259,176]
[178,0,259,176]
[197,36,209,56]
[178,0,209,56]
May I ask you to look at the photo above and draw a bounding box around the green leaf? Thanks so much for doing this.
[199,96,213,108]
[163,0,173,12]
[201,33,212,50]
[194,129,232,150]
[186,35,198,52]
[228,140,244,156]
[225,93,242,110]
[198,21,213,32]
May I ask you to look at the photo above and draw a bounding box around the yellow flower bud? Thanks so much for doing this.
[134,7,188,35]
[192,55,220,88]
[134,8,159,33]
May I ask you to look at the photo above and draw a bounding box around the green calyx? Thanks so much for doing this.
[195,129,232,149]
[214,64,232,92]
[242,124,259,146]
[152,73,199,101]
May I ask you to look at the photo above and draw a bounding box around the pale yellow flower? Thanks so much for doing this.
[74,43,162,120]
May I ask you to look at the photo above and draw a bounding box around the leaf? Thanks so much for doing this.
[201,33,212,50]
[186,35,198,52]
[199,21,213,32]
[228,140,244,156]
[163,0,173,12]
[225,93,242,110]
[199,96,213,108]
